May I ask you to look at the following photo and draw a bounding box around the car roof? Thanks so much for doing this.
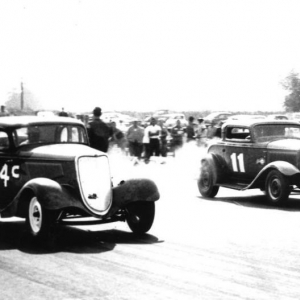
[227,114,266,120]
[223,119,300,128]
[205,112,232,118]
[0,116,83,128]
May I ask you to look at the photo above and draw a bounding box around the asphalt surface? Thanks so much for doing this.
[1,146,300,300]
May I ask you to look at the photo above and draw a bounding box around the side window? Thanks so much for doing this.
[15,128,29,146]
[0,131,9,150]
[225,127,250,141]
[58,126,87,143]
[60,127,68,142]
[72,127,79,142]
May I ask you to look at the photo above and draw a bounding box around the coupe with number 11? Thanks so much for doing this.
[198,120,300,204]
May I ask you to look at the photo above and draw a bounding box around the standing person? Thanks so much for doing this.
[197,118,207,147]
[58,107,68,117]
[186,116,196,142]
[142,124,150,163]
[126,119,144,165]
[109,121,126,153]
[170,119,184,151]
[148,117,161,159]
[87,107,112,152]
[158,119,168,158]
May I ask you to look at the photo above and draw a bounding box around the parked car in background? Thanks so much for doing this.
[204,112,233,127]
[267,114,289,120]
[225,114,266,122]
[164,113,188,130]
[198,119,300,205]
[289,112,300,122]
[0,116,160,242]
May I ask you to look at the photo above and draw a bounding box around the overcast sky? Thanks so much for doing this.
[1,0,300,113]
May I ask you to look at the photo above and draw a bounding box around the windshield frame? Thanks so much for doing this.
[13,123,89,148]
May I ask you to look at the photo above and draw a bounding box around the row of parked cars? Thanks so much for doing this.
[203,112,290,128]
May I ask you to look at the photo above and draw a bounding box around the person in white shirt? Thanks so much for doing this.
[147,117,161,159]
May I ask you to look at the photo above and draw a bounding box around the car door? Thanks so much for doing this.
[0,130,22,210]
[222,125,267,183]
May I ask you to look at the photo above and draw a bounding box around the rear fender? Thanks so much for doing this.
[246,161,300,189]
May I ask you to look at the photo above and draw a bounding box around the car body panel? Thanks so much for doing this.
[204,112,233,127]
[0,116,160,225]
[202,120,300,192]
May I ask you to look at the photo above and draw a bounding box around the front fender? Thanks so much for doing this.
[107,178,160,217]
[10,178,86,216]
[245,161,300,190]
[200,153,228,184]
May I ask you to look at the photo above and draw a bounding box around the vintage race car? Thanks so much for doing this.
[0,116,159,240]
[198,120,300,204]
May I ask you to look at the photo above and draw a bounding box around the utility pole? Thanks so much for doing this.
[20,81,24,110]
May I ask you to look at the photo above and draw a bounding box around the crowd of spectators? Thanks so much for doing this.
[86,107,210,165]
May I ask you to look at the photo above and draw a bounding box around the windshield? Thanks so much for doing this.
[14,124,88,147]
[253,124,300,142]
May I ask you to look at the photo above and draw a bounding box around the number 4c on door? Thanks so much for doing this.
[0,164,20,187]
[230,153,245,172]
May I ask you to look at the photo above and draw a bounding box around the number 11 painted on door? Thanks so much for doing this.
[230,153,245,172]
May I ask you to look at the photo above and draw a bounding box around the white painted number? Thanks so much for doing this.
[12,165,20,178]
[230,153,245,172]
[0,164,9,187]
[0,164,20,187]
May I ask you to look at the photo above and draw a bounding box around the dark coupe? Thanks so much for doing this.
[0,116,159,240]
[198,120,300,204]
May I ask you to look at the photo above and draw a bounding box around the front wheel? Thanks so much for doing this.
[126,202,155,234]
[198,161,219,198]
[265,170,290,205]
[26,195,57,241]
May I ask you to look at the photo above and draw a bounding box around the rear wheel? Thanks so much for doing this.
[198,161,219,198]
[126,202,155,234]
[265,170,290,205]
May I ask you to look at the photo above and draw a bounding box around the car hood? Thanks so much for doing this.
[267,139,300,151]
[18,144,104,160]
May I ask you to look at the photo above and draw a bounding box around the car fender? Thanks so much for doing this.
[200,153,229,184]
[245,161,300,190]
[8,178,86,217]
[107,178,160,217]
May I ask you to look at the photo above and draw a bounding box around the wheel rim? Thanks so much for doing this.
[29,197,42,234]
[201,169,211,191]
[269,177,281,200]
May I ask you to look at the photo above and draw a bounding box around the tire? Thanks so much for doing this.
[126,202,155,234]
[198,161,219,198]
[265,170,290,205]
[25,195,57,241]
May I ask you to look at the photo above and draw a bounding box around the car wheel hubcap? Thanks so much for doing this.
[270,178,281,199]
[29,197,42,234]
[201,169,210,190]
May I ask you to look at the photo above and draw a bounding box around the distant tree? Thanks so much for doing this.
[281,71,300,112]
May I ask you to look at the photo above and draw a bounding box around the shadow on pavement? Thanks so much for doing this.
[198,193,300,211]
[0,219,162,254]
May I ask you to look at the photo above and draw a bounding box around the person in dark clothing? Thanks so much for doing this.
[87,107,112,152]
[186,116,196,142]
[58,108,68,117]
[158,119,168,157]
[170,120,184,150]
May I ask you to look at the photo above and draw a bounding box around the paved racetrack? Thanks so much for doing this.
[1,144,300,300]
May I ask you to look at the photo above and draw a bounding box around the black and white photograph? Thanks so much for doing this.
[1,1,300,299]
